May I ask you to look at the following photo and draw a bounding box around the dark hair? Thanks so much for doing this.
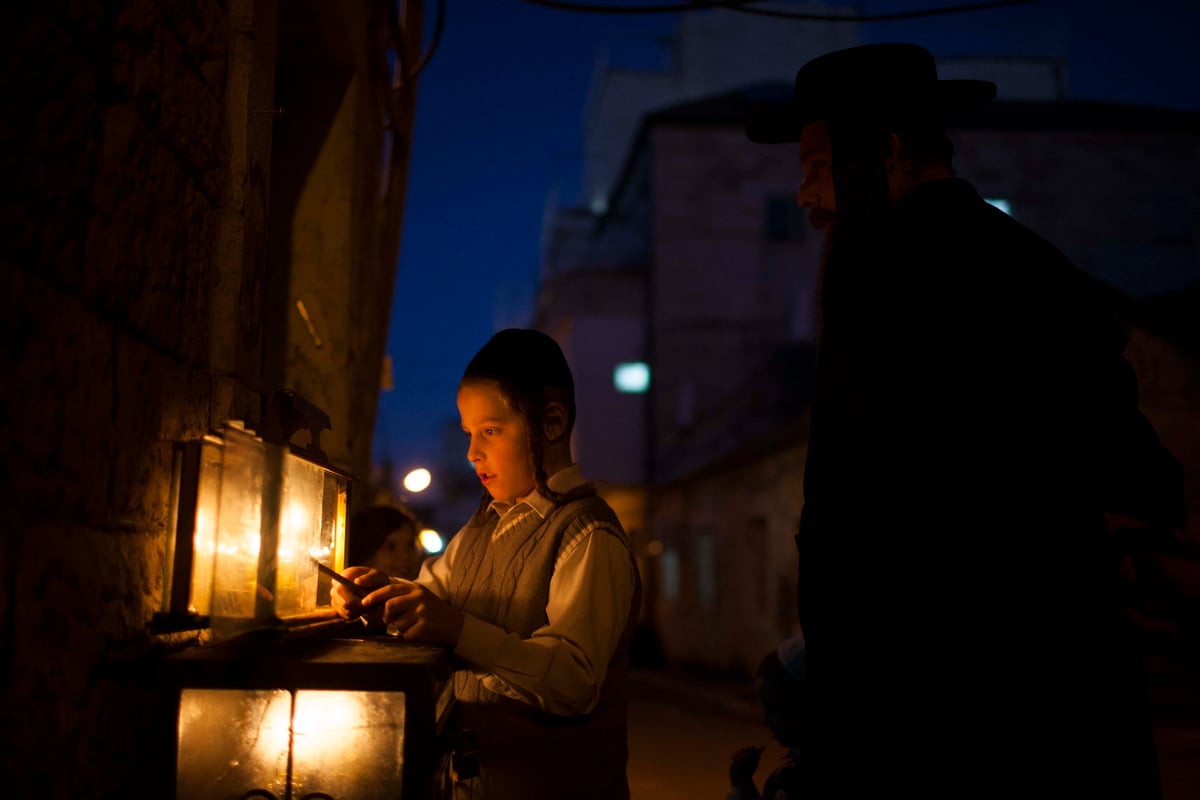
[826,113,954,249]
[460,328,576,506]
[347,504,420,567]
[829,115,892,235]
[890,113,955,164]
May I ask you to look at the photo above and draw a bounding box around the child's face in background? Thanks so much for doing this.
[370,526,422,581]
[458,379,537,505]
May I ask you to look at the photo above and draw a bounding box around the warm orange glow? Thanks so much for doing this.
[166,422,353,623]
[175,688,407,798]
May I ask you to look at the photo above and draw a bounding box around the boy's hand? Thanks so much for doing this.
[369,582,464,648]
[330,566,390,619]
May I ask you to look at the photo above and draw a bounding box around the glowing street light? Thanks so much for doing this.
[419,528,444,554]
[402,467,431,493]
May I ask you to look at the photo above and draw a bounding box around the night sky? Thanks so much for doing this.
[372,0,1200,491]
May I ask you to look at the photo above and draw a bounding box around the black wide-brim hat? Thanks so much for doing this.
[745,42,996,144]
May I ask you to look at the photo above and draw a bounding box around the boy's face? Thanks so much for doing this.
[458,379,537,505]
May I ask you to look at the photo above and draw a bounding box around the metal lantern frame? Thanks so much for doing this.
[153,415,456,799]
[156,420,354,635]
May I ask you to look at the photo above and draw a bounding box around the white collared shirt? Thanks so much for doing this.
[415,464,636,716]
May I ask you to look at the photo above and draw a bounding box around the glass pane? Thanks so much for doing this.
[275,454,326,616]
[189,438,224,616]
[212,427,265,618]
[307,470,350,606]
[326,470,348,571]
[317,472,349,605]
[176,688,291,800]
[291,690,406,800]
[328,472,348,573]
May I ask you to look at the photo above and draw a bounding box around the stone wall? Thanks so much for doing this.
[1,2,273,794]
[0,1,408,795]
[650,428,809,675]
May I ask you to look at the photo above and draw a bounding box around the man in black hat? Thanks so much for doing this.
[746,43,1183,797]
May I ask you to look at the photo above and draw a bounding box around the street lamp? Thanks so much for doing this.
[402,467,431,493]
[419,528,444,555]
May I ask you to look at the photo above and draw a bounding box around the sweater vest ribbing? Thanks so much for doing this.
[444,490,640,800]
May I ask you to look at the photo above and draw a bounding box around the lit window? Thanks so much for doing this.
[662,549,679,601]
[613,362,650,393]
[985,198,1012,215]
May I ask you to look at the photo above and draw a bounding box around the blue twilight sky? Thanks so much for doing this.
[372,0,1200,487]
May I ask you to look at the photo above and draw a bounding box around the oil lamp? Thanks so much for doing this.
[156,409,455,798]
[157,420,352,634]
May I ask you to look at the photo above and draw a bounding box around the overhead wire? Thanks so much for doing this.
[410,0,1041,78]
[518,0,768,13]
[407,0,446,79]
[517,0,1040,19]
[732,0,1041,22]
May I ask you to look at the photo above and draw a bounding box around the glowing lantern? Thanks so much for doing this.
[158,421,352,634]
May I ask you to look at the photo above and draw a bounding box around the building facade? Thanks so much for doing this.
[540,71,1200,675]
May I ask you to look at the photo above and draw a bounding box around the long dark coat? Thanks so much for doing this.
[796,178,1183,798]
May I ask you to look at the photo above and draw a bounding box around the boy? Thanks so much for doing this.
[334,329,641,800]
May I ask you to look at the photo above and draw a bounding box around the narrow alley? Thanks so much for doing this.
[626,663,1200,800]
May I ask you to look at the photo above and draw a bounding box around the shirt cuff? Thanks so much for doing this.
[453,613,509,670]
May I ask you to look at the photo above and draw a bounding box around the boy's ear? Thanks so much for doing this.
[542,401,569,443]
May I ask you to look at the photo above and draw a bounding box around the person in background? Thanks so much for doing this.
[728,632,806,800]
[347,503,424,581]
[744,43,1184,798]
[331,328,641,800]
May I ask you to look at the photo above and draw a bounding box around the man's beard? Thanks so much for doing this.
[814,205,888,350]
[813,222,836,349]
[808,208,837,232]
[813,127,893,350]
[812,220,862,352]
[819,223,835,274]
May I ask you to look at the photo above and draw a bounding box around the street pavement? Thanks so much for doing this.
[626,659,1200,800]
[627,665,784,800]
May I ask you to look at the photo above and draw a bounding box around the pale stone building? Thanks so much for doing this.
[540,47,1200,675]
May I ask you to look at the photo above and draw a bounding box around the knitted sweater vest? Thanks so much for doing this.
[444,489,641,800]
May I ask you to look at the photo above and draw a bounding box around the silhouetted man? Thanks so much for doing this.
[746,42,1183,798]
